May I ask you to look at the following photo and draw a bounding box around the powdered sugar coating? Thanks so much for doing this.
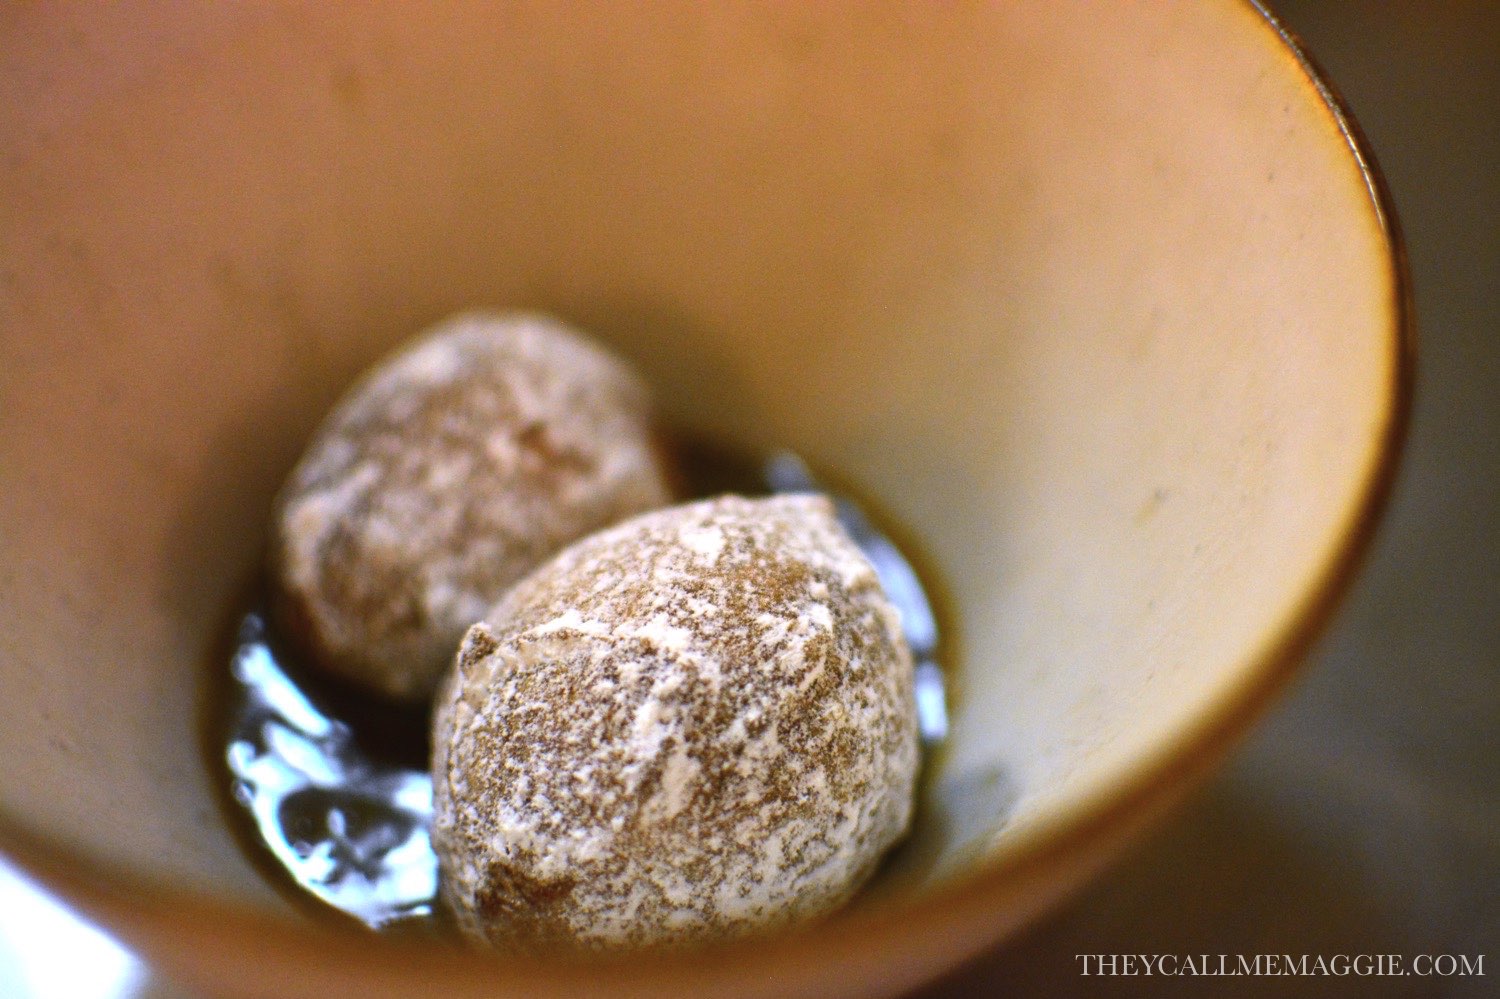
[432,494,918,951]
[271,312,672,700]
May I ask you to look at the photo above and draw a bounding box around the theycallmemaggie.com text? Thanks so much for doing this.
[1075,953,1486,978]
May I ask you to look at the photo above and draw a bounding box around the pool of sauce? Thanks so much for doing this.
[216,445,950,931]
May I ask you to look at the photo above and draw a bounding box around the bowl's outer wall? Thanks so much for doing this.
[0,2,1407,997]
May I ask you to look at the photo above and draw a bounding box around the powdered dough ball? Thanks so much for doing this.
[271,312,672,701]
[432,494,919,952]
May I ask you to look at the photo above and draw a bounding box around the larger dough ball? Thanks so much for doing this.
[271,312,672,701]
[432,494,918,952]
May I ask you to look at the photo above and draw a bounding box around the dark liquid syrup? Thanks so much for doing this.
[216,445,950,931]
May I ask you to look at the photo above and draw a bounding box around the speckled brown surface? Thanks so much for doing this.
[432,495,919,951]
[270,312,672,701]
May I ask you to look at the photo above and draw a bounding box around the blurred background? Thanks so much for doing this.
[1,2,1494,996]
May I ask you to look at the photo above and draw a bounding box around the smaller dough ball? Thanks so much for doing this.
[271,312,672,701]
[432,494,918,952]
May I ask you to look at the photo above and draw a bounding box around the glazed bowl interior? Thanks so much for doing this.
[0,3,1402,997]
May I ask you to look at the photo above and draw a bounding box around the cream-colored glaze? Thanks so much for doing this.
[0,2,1407,997]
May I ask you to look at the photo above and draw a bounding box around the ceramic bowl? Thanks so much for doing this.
[0,2,1408,997]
